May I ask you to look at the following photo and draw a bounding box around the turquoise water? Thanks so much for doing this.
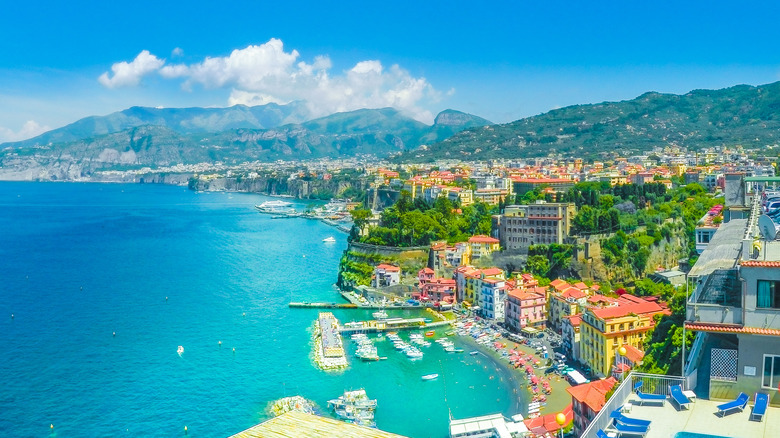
[0,182,519,437]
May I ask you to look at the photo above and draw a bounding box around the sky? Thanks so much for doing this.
[2,0,780,143]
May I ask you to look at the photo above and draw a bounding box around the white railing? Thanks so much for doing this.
[579,372,686,438]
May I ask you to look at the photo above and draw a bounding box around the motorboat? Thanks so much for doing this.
[421,373,439,381]
[177,346,184,355]
[323,236,336,243]
[372,309,388,320]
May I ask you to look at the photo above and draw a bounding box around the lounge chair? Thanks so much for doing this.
[610,408,651,427]
[609,419,649,437]
[669,384,691,411]
[716,392,749,417]
[751,392,769,422]
[596,430,611,438]
[632,381,666,406]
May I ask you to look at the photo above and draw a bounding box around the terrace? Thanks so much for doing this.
[581,373,779,438]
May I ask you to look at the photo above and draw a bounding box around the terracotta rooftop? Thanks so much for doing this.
[566,377,618,413]
[590,300,664,320]
[481,267,504,277]
[375,264,400,272]
[741,260,780,267]
[574,282,589,290]
[563,314,582,327]
[685,322,780,337]
[620,344,645,363]
[507,289,544,301]
[561,287,587,299]
[468,235,500,244]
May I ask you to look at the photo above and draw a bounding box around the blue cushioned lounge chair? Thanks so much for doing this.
[751,392,769,422]
[633,382,666,406]
[596,429,611,438]
[610,408,652,427]
[716,392,749,417]
[610,419,649,437]
[669,384,691,411]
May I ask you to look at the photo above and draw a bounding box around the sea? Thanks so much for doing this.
[0,182,522,438]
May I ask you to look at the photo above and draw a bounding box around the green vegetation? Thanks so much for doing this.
[638,289,694,375]
[404,81,780,161]
[526,244,574,278]
[354,192,495,247]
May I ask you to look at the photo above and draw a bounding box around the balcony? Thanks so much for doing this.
[580,372,780,438]
[687,268,742,326]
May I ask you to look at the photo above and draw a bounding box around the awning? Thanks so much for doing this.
[522,327,539,334]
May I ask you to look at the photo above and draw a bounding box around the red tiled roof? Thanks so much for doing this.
[566,377,617,413]
[507,288,544,301]
[620,344,645,363]
[587,294,618,305]
[563,314,582,326]
[590,301,664,320]
[550,279,568,289]
[420,267,434,274]
[375,264,400,272]
[561,287,587,299]
[574,282,589,290]
[685,322,780,337]
[741,260,780,267]
[481,268,504,277]
[468,235,500,244]
[524,404,573,434]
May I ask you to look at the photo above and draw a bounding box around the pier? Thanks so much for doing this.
[339,317,453,334]
[289,302,426,310]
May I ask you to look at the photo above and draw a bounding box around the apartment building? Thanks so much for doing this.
[505,288,547,331]
[498,202,576,253]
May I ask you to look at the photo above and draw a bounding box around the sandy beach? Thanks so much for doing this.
[456,321,572,417]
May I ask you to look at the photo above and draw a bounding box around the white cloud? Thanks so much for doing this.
[0,120,51,143]
[102,38,439,123]
[98,50,165,88]
[172,47,184,57]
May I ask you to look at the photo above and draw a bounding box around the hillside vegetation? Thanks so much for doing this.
[406,82,780,161]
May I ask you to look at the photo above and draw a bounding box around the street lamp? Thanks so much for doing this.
[555,412,566,438]
[616,346,627,381]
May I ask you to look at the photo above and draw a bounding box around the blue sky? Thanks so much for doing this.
[2,0,780,142]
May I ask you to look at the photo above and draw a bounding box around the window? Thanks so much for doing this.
[757,280,780,308]
[763,354,780,389]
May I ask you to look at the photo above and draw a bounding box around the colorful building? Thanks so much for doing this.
[467,235,500,262]
[372,264,401,288]
[566,377,618,437]
[505,288,547,331]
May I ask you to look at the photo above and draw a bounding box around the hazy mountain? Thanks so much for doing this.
[406,82,780,161]
[0,106,491,180]
[3,102,311,148]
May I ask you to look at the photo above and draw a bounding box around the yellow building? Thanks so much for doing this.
[467,235,500,262]
[579,295,667,377]
[454,266,504,305]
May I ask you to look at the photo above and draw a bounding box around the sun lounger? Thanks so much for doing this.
[751,392,769,422]
[610,408,652,427]
[669,384,691,411]
[609,419,649,437]
[632,381,666,406]
[597,429,615,438]
[716,392,749,417]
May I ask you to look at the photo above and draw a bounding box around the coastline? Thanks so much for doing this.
[456,326,572,418]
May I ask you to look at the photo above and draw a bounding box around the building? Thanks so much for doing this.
[511,177,575,196]
[561,314,582,365]
[566,377,618,437]
[467,235,500,262]
[415,271,456,304]
[479,278,507,321]
[505,288,547,331]
[498,202,576,252]
[579,295,668,378]
[372,264,400,288]
[684,189,780,406]
[548,286,588,331]
[454,266,505,307]
[449,413,528,438]
[694,204,723,254]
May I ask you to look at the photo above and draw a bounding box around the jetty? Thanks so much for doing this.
[313,312,348,370]
[340,317,452,334]
[289,302,425,310]
[229,410,409,438]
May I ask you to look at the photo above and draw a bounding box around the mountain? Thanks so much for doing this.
[406,82,780,161]
[3,102,311,149]
[0,106,491,180]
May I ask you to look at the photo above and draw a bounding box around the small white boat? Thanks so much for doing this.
[323,236,336,243]
[421,373,439,380]
[372,309,388,320]
[177,346,184,355]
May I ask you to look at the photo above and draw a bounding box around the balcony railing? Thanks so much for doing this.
[580,372,686,438]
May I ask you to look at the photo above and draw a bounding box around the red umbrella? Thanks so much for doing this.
[531,376,539,384]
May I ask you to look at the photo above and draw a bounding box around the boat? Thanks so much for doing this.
[372,309,388,320]
[425,331,435,337]
[323,236,336,243]
[421,373,439,380]
[469,351,480,356]
[177,345,184,355]
[255,200,294,214]
[328,389,377,427]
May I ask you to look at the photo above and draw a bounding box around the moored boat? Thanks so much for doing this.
[421,373,439,380]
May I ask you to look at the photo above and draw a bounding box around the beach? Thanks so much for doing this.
[455,318,572,418]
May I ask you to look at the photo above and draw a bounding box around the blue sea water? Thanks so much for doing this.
[0,182,520,438]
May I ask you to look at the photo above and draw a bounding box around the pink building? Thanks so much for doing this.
[505,288,547,331]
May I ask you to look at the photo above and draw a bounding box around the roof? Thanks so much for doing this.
[481,267,504,277]
[587,294,618,305]
[574,282,589,290]
[590,300,664,320]
[685,322,780,337]
[566,377,618,413]
[550,279,569,290]
[419,267,434,274]
[562,314,582,327]
[741,260,780,267]
[229,411,409,438]
[376,264,400,272]
[620,344,645,363]
[561,287,587,299]
[523,405,573,434]
[687,218,746,277]
[468,235,500,244]
[507,288,544,301]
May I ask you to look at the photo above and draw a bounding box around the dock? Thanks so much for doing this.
[229,410,409,438]
[313,312,348,370]
[340,317,453,334]
[289,302,426,310]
